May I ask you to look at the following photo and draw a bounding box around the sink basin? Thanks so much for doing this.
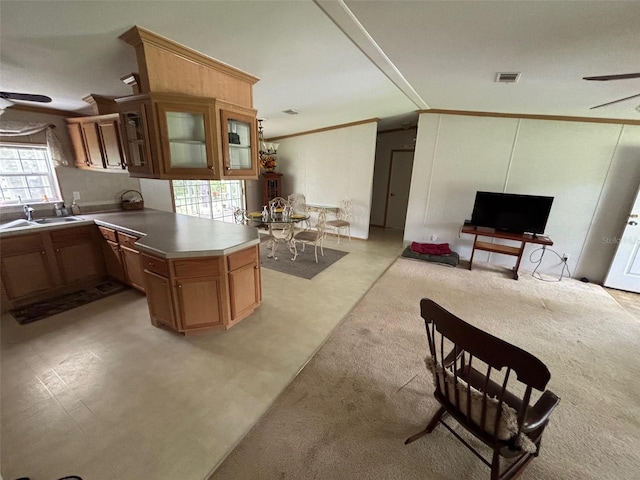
[0,216,84,231]
[31,216,83,224]
[0,219,34,230]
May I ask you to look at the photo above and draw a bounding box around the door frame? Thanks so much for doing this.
[382,149,415,228]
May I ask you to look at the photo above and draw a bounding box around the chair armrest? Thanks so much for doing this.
[522,390,560,432]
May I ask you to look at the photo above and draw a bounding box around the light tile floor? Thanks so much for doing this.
[4,230,638,480]
[1,228,405,480]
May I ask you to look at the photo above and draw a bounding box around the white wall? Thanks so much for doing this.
[405,112,640,282]
[276,121,378,239]
[139,178,173,212]
[370,128,417,226]
[0,109,140,216]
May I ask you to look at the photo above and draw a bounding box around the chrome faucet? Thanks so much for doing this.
[23,204,34,221]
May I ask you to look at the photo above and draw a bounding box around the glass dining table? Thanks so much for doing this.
[249,211,310,260]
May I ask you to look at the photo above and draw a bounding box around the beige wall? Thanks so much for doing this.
[0,109,140,217]
[275,122,378,240]
[405,112,640,283]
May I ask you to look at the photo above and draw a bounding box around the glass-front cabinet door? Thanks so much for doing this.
[156,100,216,177]
[118,98,154,177]
[219,107,258,179]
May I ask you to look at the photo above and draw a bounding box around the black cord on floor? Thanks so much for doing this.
[529,246,572,282]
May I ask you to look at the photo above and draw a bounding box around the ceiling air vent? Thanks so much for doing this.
[282,109,300,115]
[495,72,521,83]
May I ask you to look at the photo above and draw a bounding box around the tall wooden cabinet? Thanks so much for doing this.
[261,172,283,207]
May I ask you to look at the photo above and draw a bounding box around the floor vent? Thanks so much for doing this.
[495,72,521,83]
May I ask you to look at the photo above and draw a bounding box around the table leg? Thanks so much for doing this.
[468,235,478,270]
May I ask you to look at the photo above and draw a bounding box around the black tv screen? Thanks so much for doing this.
[470,191,553,234]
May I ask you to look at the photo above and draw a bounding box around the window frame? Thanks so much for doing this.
[171,179,246,224]
[0,142,63,206]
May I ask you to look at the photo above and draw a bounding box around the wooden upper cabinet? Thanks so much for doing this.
[66,114,126,170]
[218,102,259,179]
[116,92,258,180]
[116,96,155,177]
[155,97,217,177]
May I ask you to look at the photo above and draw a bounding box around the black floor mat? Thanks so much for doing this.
[10,280,129,325]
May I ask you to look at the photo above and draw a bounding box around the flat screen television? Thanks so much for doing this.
[470,191,554,235]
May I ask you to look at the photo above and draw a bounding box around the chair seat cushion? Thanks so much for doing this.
[294,231,317,241]
[326,220,350,227]
[426,357,536,453]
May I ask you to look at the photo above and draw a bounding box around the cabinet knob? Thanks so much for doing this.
[161,282,166,287]
[148,262,154,267]
[41,250,45,255]
[178,284,182,288]
[55,248,60,252]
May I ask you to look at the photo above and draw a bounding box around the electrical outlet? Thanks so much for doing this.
[563,253,570,262]
[431,235,438,241]
[73,191,81,201]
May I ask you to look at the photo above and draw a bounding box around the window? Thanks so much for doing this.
[0,144,62,205]
[172,179,245,223]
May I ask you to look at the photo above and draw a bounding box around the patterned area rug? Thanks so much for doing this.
[259,236,348,279]
[10,280,129,325]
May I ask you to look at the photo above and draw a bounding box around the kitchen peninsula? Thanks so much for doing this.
[0,209,262,335]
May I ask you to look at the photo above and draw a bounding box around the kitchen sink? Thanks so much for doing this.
[31,216,83,224]
[0,216,84,230]
[0,219,34,230]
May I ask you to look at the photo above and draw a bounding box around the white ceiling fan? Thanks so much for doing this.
[584,73,640,110]
[0,91,52,115]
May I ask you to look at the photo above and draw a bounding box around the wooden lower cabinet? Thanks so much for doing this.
[141,245,261,335]
[227,245,261,326]
[0,233,56,299]
[102,240,126,283]
[97,226,145,292]
[176,276,225,331]
[144,269,175,328]
[120,245,145,293]
[51,226,104,284]
[0,226,105,308]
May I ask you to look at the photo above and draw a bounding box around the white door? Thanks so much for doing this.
[385,150,414,230]
[604,186,640,292]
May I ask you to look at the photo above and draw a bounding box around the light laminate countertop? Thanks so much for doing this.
[0,209,260,258]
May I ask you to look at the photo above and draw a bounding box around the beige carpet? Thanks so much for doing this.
[211,259,640,480]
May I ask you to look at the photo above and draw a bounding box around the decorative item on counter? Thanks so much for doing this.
[71,200,80,215]
[262,205,269,221]
[258,119,278,173]
[120,190,144,210]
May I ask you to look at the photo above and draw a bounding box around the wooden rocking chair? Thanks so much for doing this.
[406,298,560,480]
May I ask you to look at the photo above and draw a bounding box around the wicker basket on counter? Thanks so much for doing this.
[120,190,144,210]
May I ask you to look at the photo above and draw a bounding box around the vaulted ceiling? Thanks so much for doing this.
[1,1,639,137]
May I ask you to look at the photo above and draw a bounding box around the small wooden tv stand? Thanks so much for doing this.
[461,225,553,280]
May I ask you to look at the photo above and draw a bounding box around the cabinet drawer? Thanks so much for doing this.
[117,231,139,249]
[98,226,117,242]
[173,257,222,278]
[227,246,257,271]
[50,225,93,245]
[0,233,44,255]
[141,253,168,277]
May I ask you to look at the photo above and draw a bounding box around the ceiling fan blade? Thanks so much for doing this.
[0,92,52,103]
[583,73,640,81]
[590,93,640,109]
